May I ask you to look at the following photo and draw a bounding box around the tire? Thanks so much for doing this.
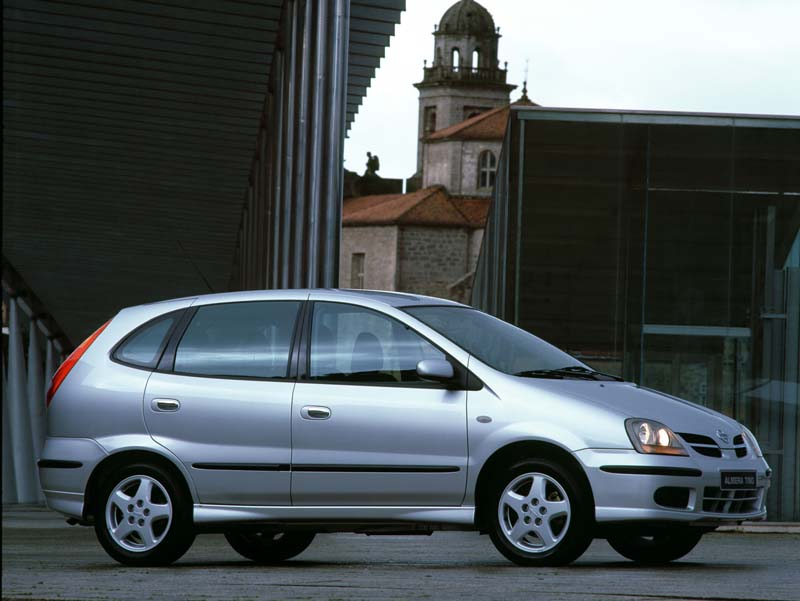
[607,529,703,564]
[225,530,316,563]
[486,458,593,567]
[94,462,195,566]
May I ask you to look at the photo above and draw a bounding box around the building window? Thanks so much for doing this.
[451,48,460,72]
[424,106,437,136]
[350,253,365,289]
[471,49,480,71]
[478,150,497,188]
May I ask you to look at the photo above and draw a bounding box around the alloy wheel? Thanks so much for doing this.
[497,471,571,553]
[105,474,173,552]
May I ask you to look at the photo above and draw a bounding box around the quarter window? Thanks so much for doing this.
[114,313,178,368]
[309,302,446,384]
[174,301,301,378]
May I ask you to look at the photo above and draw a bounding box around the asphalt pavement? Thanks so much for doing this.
[2,507,799,601]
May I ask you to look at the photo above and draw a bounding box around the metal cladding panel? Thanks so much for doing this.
[3,0,404,344]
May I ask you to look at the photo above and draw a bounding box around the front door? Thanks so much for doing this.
[144,299,303,505]
[291,300,468,506]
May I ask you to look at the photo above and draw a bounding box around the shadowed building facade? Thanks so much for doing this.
[473,107,800,521]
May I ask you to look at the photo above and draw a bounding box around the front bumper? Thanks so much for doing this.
[575,448,770,524]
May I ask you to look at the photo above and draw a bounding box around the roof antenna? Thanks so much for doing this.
[521,58,530,101]
[176,239,215,293]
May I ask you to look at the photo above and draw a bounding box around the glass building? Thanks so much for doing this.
[473,108,799,521]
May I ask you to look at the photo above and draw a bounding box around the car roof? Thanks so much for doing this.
[140,288,468,310]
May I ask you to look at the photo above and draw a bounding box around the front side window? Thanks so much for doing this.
[174,301,301,378]
[405,306,585,376]
[309,302,445,384]
[478,150,497,188]
[114,313,178,368]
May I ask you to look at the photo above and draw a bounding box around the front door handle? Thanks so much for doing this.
[151,398,180,412]
[301,405,331,420]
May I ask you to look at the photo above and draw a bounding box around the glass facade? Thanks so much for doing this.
[473,109,799,521]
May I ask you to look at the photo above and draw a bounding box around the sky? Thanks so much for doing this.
[344,0,800,180]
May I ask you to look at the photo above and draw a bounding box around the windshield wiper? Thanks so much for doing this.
[514,366,622,381]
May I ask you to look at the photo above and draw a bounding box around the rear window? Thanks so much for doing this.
[114,313,178,368]
[174,301,301,379]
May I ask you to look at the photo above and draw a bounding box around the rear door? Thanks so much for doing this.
[290,300,468,506]
[144,299,303,505]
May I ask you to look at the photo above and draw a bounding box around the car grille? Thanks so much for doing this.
[677,432,748,459]
[703,487,761,514]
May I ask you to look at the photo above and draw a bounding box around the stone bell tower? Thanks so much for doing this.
[413,0,516,176]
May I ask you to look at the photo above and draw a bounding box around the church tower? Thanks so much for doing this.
[413,0,515,176]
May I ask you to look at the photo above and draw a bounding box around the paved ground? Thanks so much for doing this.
[3,508,799,601]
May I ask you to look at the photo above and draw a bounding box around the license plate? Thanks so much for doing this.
[720,471,756,490]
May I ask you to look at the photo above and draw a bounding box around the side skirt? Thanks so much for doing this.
[193,504,476,532]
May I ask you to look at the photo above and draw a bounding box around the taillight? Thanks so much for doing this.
[46,320,111,407]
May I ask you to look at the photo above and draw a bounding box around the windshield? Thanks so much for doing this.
[404,306,587,376]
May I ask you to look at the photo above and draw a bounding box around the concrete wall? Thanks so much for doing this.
[339,226,399,291]
[416,85,510,172]
[423,139,502,196]
[460,140,503,196]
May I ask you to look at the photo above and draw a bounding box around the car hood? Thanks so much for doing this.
[524,379,742,444]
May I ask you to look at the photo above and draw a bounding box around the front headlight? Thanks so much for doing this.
[741,426,763,458]
[625,418,688,456]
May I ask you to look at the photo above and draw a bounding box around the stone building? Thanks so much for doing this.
[340,186,488,302]
[341,0,534,300]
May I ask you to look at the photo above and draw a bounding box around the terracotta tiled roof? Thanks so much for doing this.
[343,185,489,228]
[427,97,538,142]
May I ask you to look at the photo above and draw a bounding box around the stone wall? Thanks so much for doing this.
[398,226,469,298]
[339,226,399,290]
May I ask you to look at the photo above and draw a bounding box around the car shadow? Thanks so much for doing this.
[81,558,756,571]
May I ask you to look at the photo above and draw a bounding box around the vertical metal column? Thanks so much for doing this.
[238,0,350,291]
[27,320,44,454]
[7,298,38,503]
[2,339,17,503]
[27,318,45,501]
[321,0,350,287]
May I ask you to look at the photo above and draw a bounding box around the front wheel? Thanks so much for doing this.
[607,529,703,564]
[486,458,594,567]
[225,531,315,563]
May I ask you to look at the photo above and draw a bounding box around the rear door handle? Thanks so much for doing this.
[151,398,180,412]
[301,405,331,420]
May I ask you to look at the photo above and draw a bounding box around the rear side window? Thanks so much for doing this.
[174,301,301,379]
[114,313,178,368]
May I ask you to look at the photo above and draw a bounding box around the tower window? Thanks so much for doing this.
[451,48,460,72]
[478,150,497,188]
[472,49,480,71]
[424,106,437,135]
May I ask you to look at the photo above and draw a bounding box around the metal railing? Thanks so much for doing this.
[421,65,508,84]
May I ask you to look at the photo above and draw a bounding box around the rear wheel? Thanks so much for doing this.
[94,463,195,566]
[607,529,703,564]
[486,458,593,566]
[225,530,315,563]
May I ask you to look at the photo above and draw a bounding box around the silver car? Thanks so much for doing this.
[40,289,771,566]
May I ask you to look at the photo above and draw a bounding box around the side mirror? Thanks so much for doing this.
[416,359,454,383]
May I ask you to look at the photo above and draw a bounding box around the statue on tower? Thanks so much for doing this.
[364,151,380,177]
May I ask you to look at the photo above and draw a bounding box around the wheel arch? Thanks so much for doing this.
[83,449,193,521]
[473,439,595,530]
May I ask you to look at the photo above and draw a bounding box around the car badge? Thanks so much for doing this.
[716,429,729,444]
